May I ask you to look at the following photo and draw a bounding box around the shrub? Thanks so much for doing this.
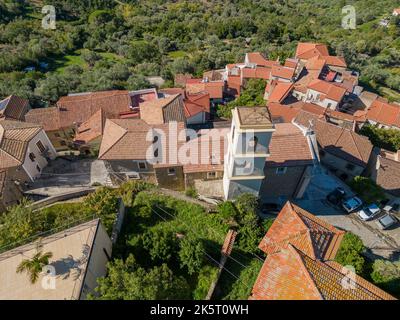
[185,187,198,198]
[371,259,400,296]
[335,232,366,275]
[83,187,119,234]
[193,265,219,300]
[349,176,386,204]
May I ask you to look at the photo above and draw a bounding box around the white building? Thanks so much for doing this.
[223,107,276,200]
[0,120,57,182]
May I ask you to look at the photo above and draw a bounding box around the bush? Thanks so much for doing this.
[349,176,386,204]
[83,187,119,234]
[360,124,400,152]
[185,187,198,198]
[179,237,205,275]
[193,265,219,300]
[371,259,400,296]
[141,228,178,262]
[335,232,366,275]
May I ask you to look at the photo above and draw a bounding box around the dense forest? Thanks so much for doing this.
[1,0,400,106]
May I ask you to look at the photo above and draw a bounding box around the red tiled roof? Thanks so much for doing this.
[227,75,241,97]
[284,58,299,69]
[251,202,395,300]
[366,98,400,128]
[25,107,61,131]
[294,112,373,167]
[99,119,186,163]
[308,79,347,102]
[372,155,400,197]
[246,52,278,67]
[271,65,295,80]
[186,80,224,99]
[241,67,271,80]
[268,82,293,103]
[0,95,29,121]
[184,92,210,118]
[266,123,314,167]
[323,55,347,68]
[74,109,105,144]
[296,43,330,58]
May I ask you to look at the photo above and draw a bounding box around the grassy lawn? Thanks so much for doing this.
[46,49,123,74]
[168,50,187,59]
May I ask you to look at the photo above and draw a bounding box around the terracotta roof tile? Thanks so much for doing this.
[366,99,400,128]
[308,79,347,102]
[246,53,279,67]
[372,156,400,197]
[266,123,314,167]
[251,202,395,300]
[271,65,295,80]
[0,120,42,169]
[0,95,29,121]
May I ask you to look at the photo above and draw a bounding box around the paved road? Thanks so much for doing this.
[26,158,111,196]
[296,167,400,261]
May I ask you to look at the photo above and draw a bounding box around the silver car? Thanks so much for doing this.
[357,204,381,221]
[376,214,398,230]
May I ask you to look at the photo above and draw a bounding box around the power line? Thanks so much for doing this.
[150,207,255,292]
[155,204,265,264]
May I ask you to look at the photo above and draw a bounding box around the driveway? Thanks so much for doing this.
[295,166,400,261]
[25,157,111,197]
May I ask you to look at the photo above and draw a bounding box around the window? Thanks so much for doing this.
[247,136,258,152]
[154,148,159,158]
[29,153,36,162]
[137,161,147,170]
[168,168,176,176]
[36,140,46,153]
[346,163,355,171]
[36,165,41,172]
[207,172,217,179]
[327,103,332,109]
[153,136,159,143]
[276,167,287,175]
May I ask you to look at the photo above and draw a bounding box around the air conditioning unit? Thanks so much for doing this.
[125,172,140,180]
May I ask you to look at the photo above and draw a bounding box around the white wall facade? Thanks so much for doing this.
[22,130,57,181]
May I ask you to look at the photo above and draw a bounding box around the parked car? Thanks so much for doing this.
[342,196,363,213]
[326,187,346,206]
[357,204,381,221]
[376,214,398,230]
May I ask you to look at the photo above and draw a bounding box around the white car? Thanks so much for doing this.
[357,204,381,221]
[376,214,398,230]
[342,196,363,213]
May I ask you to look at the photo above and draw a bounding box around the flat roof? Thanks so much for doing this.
[236,107,274,130]
[0,219,100,300]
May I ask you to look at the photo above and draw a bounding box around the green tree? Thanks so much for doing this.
[83,187,119,234]
[217,79,266,119]
[179,237,205,275]
[141,228,178,262]
[91,254,191,300]
[16,242,53,284]
[371,259,400,296]
[335,232,366,275]
[349,176,386,204]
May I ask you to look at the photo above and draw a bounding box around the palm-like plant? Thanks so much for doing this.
[16,243,53,284]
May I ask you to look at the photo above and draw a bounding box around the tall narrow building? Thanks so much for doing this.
[223,107,275,200]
